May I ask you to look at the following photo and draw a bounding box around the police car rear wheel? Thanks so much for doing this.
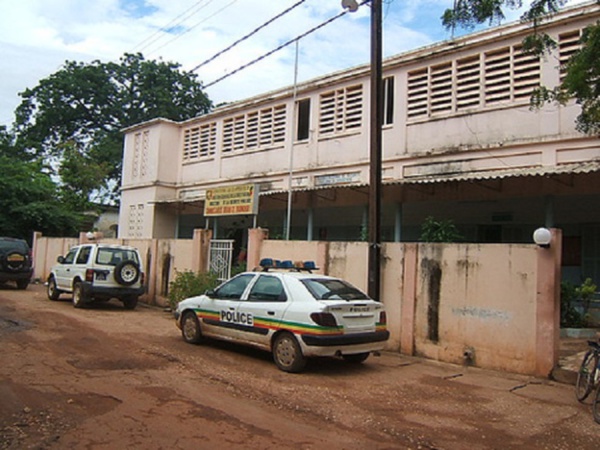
[182,311,202,344]
[273,332,306,373]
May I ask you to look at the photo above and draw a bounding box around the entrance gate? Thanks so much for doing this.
[208,239,234,281]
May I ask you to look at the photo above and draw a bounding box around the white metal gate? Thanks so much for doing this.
[208,239,234,281]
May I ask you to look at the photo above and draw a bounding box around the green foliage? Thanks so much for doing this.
[442,1,600,135]
[14,53,212,204]
[577,277,598,315]
[420,216,463,243]
[231,262,248,277]
[561,22,600,135]
[561,281,585,328]
[168,270,219,310]
[0,155,82,239]
[561,278,599,328]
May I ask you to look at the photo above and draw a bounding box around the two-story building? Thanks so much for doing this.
[119,2,600,284]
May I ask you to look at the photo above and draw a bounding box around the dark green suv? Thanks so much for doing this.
[0,237,33,290]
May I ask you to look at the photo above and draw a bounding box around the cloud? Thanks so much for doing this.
[0,0,589,127]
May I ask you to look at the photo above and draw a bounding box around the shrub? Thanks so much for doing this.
[420,216,463,242]
[561,281,585,328]
[561,278,598,328]
[168,270,218,310]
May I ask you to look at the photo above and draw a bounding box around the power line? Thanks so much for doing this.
[147,0,240,56]
[131,0,213,53]
[203,5,360,89]
[190,0,307,73]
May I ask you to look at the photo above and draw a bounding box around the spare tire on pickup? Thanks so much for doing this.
[114,260,140,286]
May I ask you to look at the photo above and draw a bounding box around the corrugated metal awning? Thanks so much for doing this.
[150,161,600,204]
[397,161,600,185]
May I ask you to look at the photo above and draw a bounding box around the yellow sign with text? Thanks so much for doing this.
[204,184,259,217]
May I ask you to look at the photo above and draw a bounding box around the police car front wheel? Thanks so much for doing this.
[273,332,306,373]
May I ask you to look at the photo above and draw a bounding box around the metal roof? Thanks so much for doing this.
[150,161,600,204]
[398,161,600,185]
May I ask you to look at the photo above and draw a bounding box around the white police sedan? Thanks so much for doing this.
[174,260,389,373]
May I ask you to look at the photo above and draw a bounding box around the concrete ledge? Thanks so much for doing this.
[560,328,599,338]
[551,366,577,385]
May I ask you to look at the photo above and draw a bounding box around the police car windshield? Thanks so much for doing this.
[301,278,369,301]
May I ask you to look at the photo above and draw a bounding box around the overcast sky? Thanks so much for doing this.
[0,0,588,128]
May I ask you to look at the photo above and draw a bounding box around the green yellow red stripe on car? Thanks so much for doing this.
[193,308,344,336]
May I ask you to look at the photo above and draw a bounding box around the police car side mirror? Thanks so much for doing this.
[57,256,65,264]
[205,289,216,297]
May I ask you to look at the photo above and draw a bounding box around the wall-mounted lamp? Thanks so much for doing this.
[533,227,552,248]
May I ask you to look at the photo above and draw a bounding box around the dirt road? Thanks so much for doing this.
[1,284,599,449]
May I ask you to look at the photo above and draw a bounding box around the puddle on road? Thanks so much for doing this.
[67,357,163,371]
[0,316,32,335]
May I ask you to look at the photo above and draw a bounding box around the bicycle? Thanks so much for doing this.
[575,339,600,423]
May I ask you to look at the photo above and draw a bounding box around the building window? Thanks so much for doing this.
[128,204,144,238]
[430,62,453,114]
[182,122,216,162]
[559,29,582,82]
[407,69,428,118]
[222,105,286,153]
[512,44,540,101]
[296,98,310,141]
[383,76,394,125]
[484,47,511,104]
[132,130,149,178]
[456,55,481,111]
[319,84,363,136]
[406,40,541,119]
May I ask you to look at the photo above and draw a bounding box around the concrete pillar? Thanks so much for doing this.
[400,243,418,356]
[145,239,159,305]
[192,228,213,273]
[307,208,314,241]
[247,228,269,271]
[394,202,403,242]
[535,228,562,377]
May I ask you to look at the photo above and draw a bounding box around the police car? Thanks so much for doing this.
[174,259,389,373]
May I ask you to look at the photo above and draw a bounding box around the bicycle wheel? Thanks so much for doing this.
[575,350,598,402]
[593,386,600,424]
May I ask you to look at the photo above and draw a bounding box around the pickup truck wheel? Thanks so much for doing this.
[273,332,306,373]
[72,282,86,308]
[114,260,140,286]
[47,277,61,300]
[181,311,203,344]
[122,296,138,310]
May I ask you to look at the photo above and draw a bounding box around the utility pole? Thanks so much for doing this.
[368,0,382,300]
[341,0,383,300]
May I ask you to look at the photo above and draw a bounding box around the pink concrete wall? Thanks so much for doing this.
[32,229,561,377]
[32,230,211,308]
[412,243,538,374]
[249,233,560,377]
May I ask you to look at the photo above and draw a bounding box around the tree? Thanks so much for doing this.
[442,0,600,135]
[14,53,212,204]
[0,155,82,240]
